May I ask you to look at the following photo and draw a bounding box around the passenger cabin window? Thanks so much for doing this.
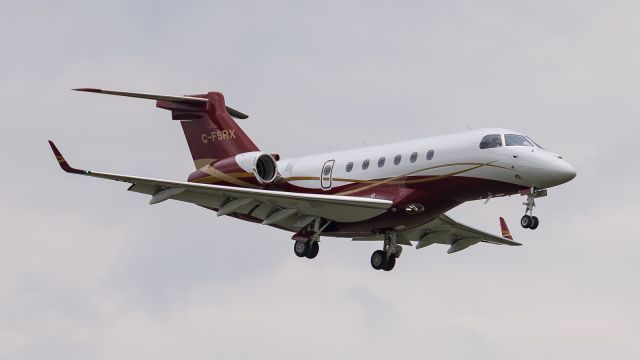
[426,150,434,160]
[346,162,353,172]
[479,134,502,149]
[505,134,533,147]
[394,154,401,165]
[362,159,370,170]
[410,152,418,163]
[378,157,386,168]
[323,165,332,176]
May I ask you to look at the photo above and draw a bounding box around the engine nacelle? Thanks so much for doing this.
[187,151,280,186]
[235,151,280,184]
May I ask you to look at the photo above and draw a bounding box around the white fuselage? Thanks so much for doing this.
[274,128,576,196]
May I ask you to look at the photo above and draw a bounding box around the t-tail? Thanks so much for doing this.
[74,88,259,169]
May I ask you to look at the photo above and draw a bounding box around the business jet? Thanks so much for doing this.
[49,88,576,271]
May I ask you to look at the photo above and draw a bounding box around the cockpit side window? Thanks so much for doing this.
[505,134,533,147]
[525,136,544,149]
[479,134,502,149]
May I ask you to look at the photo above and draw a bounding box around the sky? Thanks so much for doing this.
[1,0,639,359]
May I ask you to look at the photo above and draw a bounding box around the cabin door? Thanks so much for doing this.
[320,160,335,190]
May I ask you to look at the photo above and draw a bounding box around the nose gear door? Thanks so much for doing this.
[321,160,335,190]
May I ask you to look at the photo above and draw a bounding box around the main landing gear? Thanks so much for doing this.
[520,215,539,230]
[370,232,402,271]
[293,217,325,260]
[521,188,546,230]
[294,239,319,259]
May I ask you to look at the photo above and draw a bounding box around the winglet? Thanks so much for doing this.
[499,217,513,240]
[48,141,87,174]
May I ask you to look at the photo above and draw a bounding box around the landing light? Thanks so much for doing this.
[404,203,425,214]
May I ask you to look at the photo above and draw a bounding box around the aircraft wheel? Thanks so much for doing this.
[306,242,319,259]
[530,216,539,230]
[383,255,396,271]
[520,215,532,229]
[294,240,309,257]
[370,250,386,270]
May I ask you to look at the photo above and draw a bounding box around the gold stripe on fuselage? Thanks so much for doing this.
[190,161,512,193]
[281,162,512,195]
[193,158,217,169]
[336,162,497,195]
[194,166,258,188]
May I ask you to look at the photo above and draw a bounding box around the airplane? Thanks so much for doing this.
[49,88,577,271]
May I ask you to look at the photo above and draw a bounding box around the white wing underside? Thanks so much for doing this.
[353,214,521,253]
[48,139,390,229]
[71,169,391,228]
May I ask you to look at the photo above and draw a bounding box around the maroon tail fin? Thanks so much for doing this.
[156,92,259,169]
[73,88,258,169]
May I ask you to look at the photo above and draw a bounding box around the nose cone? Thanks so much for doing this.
[516,150,577,188]
[548,159,577,186]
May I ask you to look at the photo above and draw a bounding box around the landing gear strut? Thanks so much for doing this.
[521,188,543,230]
[370,231,402,271]
[293,217,326,260]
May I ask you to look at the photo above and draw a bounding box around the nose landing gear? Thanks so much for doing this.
[521,188,546,230]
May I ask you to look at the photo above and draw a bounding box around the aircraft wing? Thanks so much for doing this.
[354,214,520,253]
[406,214,521,253]
[49,141,391,224]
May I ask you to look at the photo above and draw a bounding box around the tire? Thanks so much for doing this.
[520,215,532,229]
[530,216,539,230]
[294,241,309,257]
[370,250,386,270]
[383,255,396,271]
[306,242,319,259]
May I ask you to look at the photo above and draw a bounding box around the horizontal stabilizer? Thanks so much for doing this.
[73,88,249,119]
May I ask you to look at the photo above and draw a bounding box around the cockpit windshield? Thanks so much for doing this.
[479,134,502,149]
[505,134,533,147]
[480,133,545,150]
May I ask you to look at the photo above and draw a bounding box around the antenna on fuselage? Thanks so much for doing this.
[466,124,473,130]
[361,140,368,147]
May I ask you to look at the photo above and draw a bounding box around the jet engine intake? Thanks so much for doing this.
[253,153,279,184]
[234,151,280,185]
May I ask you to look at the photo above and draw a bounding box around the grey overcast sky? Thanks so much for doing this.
[1,1,639,359]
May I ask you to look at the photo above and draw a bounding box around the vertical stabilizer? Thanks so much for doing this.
[73,88,258,170]
[156,92,259,169]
